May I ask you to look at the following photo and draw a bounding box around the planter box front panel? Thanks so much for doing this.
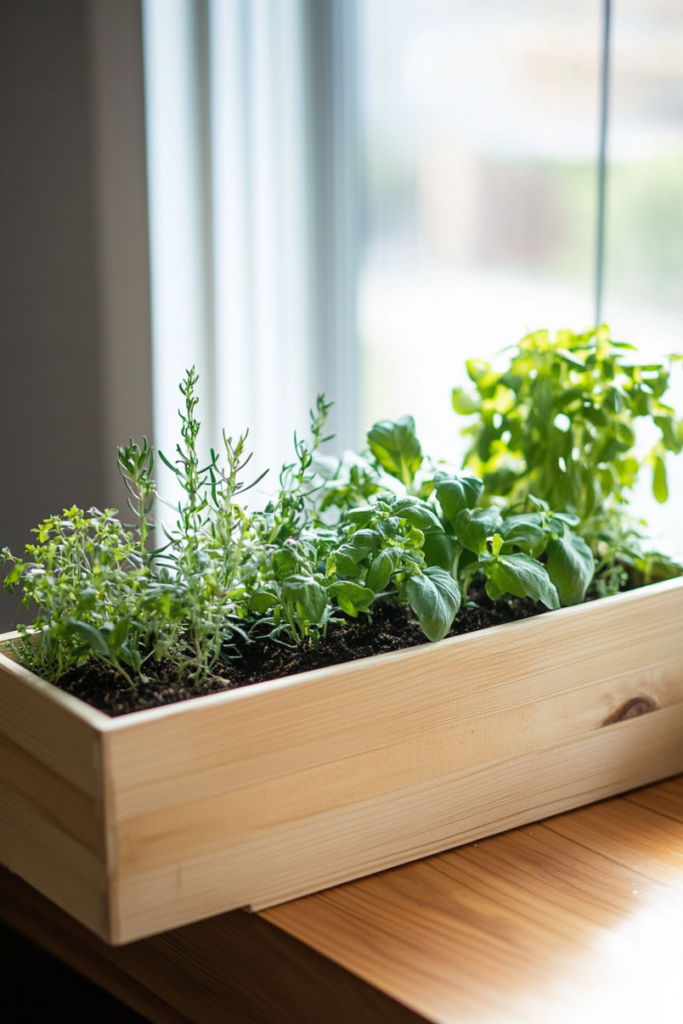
[2,579,683,944]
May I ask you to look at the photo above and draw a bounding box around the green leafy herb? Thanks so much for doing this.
[451,326,683,590]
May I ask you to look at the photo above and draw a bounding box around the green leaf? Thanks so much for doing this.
[434,472,484,524]
[334,552,363,577]
[422,528,456,572]
[250,592,277,614]
[499,514,545,550]
[407,567,461,642]
[454,507,502,555]
[392,497,443,531]
[546,529,595,606]
[652,455,668,503]
[489,554,560,610]
[329,581,375,617]
[465,359,491,384]
[452,387,478,415]
[378,516,400,539]
[4,563,23,588]
[346,529,380,556]
[281,576,328,624]
[366,550,394,593]
[64,620,111,658]
[367,417,422,489]
[109,617,131,649]
[548,511,580,527]
[485,579,504,602]
[344,506,376,527]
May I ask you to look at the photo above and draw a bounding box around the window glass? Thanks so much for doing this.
[359,0,601,460]
[604,0,683,557]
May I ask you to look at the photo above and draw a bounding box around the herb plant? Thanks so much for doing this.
[450,326,683,588]
[6,332,674,699]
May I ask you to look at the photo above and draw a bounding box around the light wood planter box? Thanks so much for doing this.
[1,578,683,945]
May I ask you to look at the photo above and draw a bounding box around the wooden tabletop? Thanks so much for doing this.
[266,773,683,1024]
[2,775,682,1023]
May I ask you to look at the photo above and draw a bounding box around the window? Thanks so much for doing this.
[143,0,682,553]
[359,0,601,458]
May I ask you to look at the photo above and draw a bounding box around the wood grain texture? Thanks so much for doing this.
[0,866,426,1024]
[3,778,681,1024]
[104,579,683,941]
[1,578,682,945]
[110,702,683,942]
[0,642,109,937]
[264,775,683,1024]
[0,640,106,795]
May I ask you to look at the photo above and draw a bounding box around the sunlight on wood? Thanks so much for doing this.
[263,776,683,1024]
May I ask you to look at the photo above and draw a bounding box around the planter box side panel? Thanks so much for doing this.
[104,581,683,943]
[0,651,109,938]
[111,704,683,942]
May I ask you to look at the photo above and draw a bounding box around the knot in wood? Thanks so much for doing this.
[602,696,658,726]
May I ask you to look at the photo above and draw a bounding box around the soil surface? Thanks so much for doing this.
[55,583,550,716]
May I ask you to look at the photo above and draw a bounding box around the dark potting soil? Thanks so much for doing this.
[55,583,551,717]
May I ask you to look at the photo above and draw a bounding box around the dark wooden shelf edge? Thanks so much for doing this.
[0,866,426,1024]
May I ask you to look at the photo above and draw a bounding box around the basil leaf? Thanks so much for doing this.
[393,498,443,531]
[344,506,376,527]
[366,550,394,593]
[490,554,560,610]
[346,529,380,555]
[249,592,277,614]
[454,507,501,555]
[435,472,484,523]
[407,566,461,642]
[485,579,504,602]
[367,416,423,488]
[109,617,131,648]
[334,553,362,578]
[422,528,456,571]
[499,514,545,550]
[329,581,375,617]
[652,454,668,503]
[546,529,595,606]
[281,576,327,624]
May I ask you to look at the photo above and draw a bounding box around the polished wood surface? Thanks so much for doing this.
[264,775,683,1024]
[3,777,681,1023]
[3,579,683,944]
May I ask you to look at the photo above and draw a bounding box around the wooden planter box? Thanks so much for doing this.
[2,578,682,945]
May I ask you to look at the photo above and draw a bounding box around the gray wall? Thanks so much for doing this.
[0,0,152,631]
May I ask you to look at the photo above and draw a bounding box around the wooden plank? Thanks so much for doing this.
[103,581,683,822]
[263,775,683,1024]
[111,704,683,942]
[0,732,103,855]
[0,647,106,797]
[0,866,427,1024]
[0,784,107,937]
[0,640,108,937]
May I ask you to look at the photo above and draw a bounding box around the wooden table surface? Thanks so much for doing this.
[2,775,682,1024]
